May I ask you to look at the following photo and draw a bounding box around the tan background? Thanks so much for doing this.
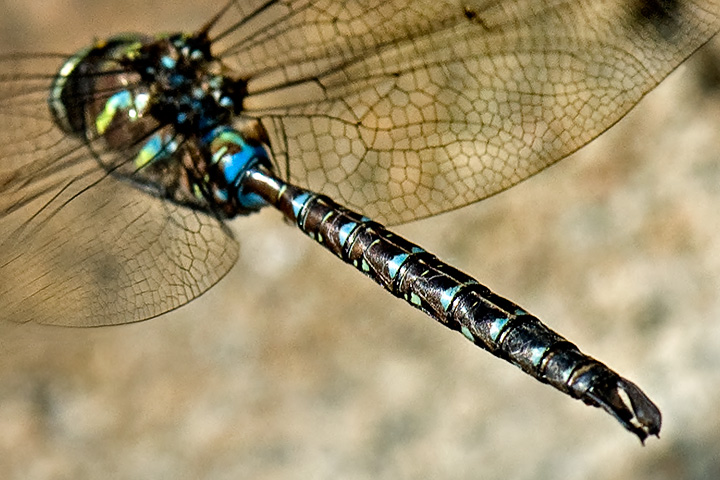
[1,1,719,479]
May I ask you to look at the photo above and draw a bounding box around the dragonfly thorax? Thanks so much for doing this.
[48,32,272,218]
[132,32,247,135]
[50,32,247,139]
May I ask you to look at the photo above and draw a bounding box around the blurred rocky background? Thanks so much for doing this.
[0,1,719,479]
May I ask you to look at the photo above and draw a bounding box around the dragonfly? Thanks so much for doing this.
[0,0,717,442]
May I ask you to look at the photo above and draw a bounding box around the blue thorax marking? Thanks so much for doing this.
[96,90,149,135]
[160,55,176,69]
[136,132,178,168]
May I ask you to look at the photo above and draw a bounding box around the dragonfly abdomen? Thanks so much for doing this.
[243,165,662,442]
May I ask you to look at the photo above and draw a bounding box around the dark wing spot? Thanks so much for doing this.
[696,47,720,94]
[463,6,487,28]
[463,6,478,20]
[631,0,682,41]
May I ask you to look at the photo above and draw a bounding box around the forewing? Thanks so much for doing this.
[213,0,720,223]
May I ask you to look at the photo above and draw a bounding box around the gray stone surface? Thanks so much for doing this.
[1,2,719,479]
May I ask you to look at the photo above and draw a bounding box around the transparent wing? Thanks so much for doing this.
[211,0,720,223]
[0,54,238,326]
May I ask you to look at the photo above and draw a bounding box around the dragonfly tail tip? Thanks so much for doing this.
[583,374,662,443]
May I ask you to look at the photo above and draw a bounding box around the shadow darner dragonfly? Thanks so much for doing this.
[0,0,718,441]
